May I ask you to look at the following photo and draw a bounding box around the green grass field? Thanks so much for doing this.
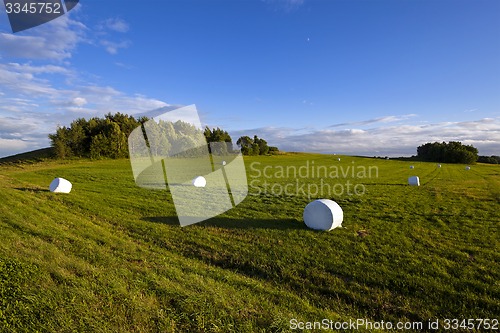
[0,153,498,332]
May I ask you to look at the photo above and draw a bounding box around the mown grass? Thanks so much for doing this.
[0,153,498,332]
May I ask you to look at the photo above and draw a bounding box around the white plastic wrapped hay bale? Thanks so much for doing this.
[192,176,206,188]
[303,199,343,231]
[408,176,420,186]
[49,178,72,193]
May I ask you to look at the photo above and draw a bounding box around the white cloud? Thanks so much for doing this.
[114,62,133,69]
[0,14,87,60]
[100,40,131,55]
[263,0,305,11]
[0,138,31,157]
[0,97,39,113]
[0,63,63,96]
[80,85,121,97]
[0,114,50,158]
[0,60,169,157]
[95,18,131,54]
[0,117,37,137]
[72,97,87,107]
[102,18,129,33]
[0,7,169,158]
[0,61,167,113]
[230,117,500,156]
[6,62,71,75]
[329,114,417,128]
[0,10,132,59]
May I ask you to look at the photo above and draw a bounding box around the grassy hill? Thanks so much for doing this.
[0,153,498,332]
[0,147,54,164]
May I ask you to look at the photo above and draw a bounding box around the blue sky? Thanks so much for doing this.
[0,0,499,157]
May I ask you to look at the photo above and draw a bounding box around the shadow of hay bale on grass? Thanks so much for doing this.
[142,216,305,230]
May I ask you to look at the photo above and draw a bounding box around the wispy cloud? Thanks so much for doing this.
[263,0,305,12]
[101,18,129,33]
[329,114,417,128]
[0,11,166,157]
[230,117,500,156]
[0,14,87,60]
[100,40,131,55]
[0,63,64,96]
[0,62,168,116]
[0,114,52,156]
[5,62,71,75]
[464,108,478,113]
[0,83,169,157]
[0,138,32,156]
[114,62,133,69]
[95,18,131,54]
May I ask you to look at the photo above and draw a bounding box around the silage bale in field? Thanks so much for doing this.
[303,199,343,231]
[192,176,207,188]
[49,178,72,193]
[408,176,420,186]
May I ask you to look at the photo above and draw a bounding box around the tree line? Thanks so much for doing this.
[416,141,478,164]
[49,113,141,159]
[477,155,500,164]
[48,113,279,159]
[236,135,279,156]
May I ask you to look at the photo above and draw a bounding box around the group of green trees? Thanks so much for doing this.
[477,155,500,164]
[49,113,278,159]
[416,141,478,164]
[134,119,212,158]
[203,127,233,155]
[236,135,279,156]
[49,113,143,159]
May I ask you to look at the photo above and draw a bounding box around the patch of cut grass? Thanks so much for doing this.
[0,154,498,332]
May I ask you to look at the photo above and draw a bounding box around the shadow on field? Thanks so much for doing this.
[142,216,306,230]
[14,187,49,193]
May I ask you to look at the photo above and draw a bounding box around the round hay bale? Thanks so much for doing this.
[303,199,343,231]
[408,176,420,186]
[192,176,207,187]
[49,178,72,193]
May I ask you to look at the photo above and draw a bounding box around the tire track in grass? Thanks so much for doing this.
[467,165,500,203]
[419,164,442,186]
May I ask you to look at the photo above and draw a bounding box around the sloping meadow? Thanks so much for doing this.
[0,154,498,332]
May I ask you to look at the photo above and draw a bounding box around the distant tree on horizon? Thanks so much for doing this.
[416,141,478,164]
[236,136,254,155]
[236,135,278,156]
[204,127,233,154]
[477,155,500,164]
